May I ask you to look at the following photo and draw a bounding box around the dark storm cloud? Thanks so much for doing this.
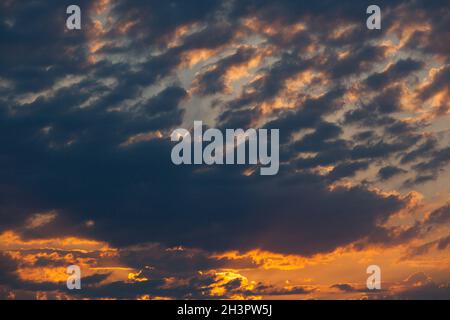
[343,105,404,129]
[240,283,313,296]
[284,121,349,168]
[96,0,237,66]
[0,76,187,233]
[344,87,412,127]
[423,204,450,226]
[403,174,437,188]
[369,86,403,114]
[414,146,450,173]
[1,1,450,302]
[377,166,407,181]
[118,244,258,277]
[109,0,224,46]
[75,277,203,299]
[226,52,311,112]
[138,86,187,122]
[405,4,450,63]
[75,271,314,300]
[0,84,409,256]
[418,65,450,115]
[230,0,404,26]
[331,283,357,292]
[335,274,450,300]
[349,137,418,161]
[0,0,445,253]
[330,283,376,293]
[353,130,376,142]
[405,235,450,258]
[384,120,422,136]
[419,66,450,101]
[364,272,450,300]
[437,236,450,250]
[265,88,345,143]
[0,253,19,288]
[395,282,450,300]
[194,47,257,96]
[328,45,388,79]
[288,126,418,174]
[378,273,450,300]
[0,85,404,258]
[358,203,450,248]
[290,121,343,153]
[327,161,370,180]
[0,0,96,94]
[0,252,108,295]
[400,138,437,164]
[365,58,424,90]
[340,90,438,187]
[216,107,261,129]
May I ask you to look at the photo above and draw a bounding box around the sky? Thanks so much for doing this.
[0,0,449,300]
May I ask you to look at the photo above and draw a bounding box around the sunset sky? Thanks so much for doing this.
[0,0,449,300]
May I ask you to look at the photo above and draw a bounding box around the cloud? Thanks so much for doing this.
[378,166,407,181]
[365,58,424,90]
[330,283,375,293]
[0,0,449,300]
[193,47,259,96]
[25,211,58,230]
[380,272,450,300]
[405,235,450,257]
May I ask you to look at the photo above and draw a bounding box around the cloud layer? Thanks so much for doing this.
[0,0,449,299]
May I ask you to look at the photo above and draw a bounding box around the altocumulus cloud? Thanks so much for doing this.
[0,0,449,299]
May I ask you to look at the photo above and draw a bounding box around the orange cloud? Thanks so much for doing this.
[181,48,220,68]
[25,211,57,229]
[0,231,112,252]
